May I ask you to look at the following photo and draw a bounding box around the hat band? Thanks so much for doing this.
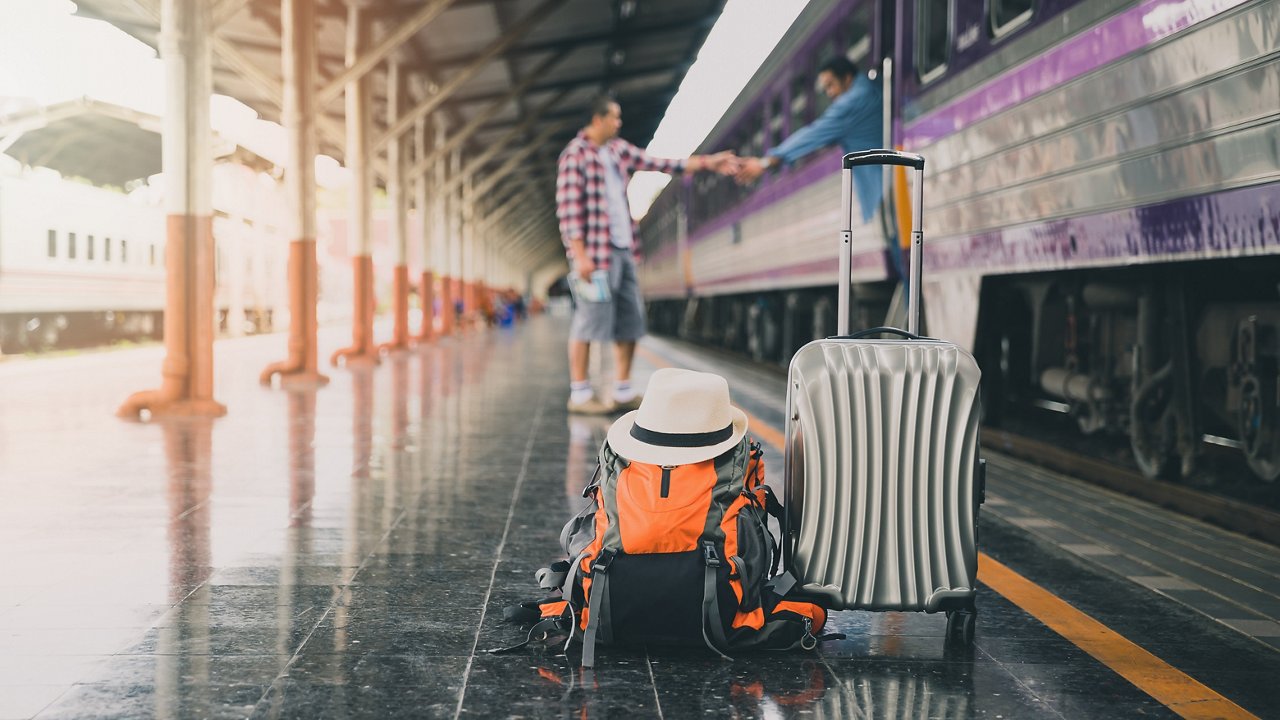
[629,421,734,448]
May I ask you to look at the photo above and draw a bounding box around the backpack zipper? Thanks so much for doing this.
[660,465,673,498]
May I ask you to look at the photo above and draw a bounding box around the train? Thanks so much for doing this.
[0,157,299,353]
[637,0,1280,482]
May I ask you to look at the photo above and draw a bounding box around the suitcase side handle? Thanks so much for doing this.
[843,149,924,171]
[834,326,922,341]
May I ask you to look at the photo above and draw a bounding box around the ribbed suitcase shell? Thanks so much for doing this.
[784,338,981,612]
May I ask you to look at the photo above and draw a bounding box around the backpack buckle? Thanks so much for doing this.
[702,542,721,568]
[592,549,616,574]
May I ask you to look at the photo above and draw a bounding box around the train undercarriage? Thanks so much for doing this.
[0,307,274,354]
[648,257,1280,483]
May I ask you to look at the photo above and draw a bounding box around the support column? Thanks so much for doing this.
[413,116,435,343]
[119,0,226,419]
[441,148,461,335]
[380,58,411,353]
[462,172,476,327]
[332,2,378,367]
[262,0,329,387]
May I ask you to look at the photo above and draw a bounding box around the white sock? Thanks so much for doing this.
[570,381,594,405]
[613,380,635,403]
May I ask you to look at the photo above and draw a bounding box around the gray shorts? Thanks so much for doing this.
[569,248,646,342]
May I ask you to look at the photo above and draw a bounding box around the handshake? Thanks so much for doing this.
[690,151,775,185]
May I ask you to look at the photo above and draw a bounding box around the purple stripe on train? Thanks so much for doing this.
[904,0,1251,149]
[692,248,892,291]
[676,148,846,249]
[922,183,1280,274]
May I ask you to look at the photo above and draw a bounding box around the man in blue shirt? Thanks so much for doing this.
[735,56,883,224]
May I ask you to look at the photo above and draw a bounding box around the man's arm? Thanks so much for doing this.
[615,140,739,176]
[736,83,872,183]
[555,151,593,280]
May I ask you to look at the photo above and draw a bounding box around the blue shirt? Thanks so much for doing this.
[767,74,884,223]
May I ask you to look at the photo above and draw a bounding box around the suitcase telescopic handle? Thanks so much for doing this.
[843,149,924,170]
[838,149,926,336]
[834,326,921,341]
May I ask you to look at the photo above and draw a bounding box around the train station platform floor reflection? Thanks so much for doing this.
[1,316,1273,718]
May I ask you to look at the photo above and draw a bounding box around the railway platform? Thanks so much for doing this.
[1,316,1277,719]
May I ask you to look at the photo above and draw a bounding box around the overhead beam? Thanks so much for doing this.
[437,87,571,199]
[469,119,575,201]
[481,189,548,236]
[429,14,716,71]
[444,61,672,107]
[315,0,458,107]
[406,48,569,180]
[373,0,570,150]
[212,0,252,28]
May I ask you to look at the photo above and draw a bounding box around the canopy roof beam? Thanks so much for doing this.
[373,0,570,151]
[445,61,670,107]
[469,119,574,201]
[315,0,458,107]
[407,47,569,180]
[437,87,571,198]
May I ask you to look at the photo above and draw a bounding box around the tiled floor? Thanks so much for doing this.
[0,316,1275,718]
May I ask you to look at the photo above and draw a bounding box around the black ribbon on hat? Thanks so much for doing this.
[630,422,734,448]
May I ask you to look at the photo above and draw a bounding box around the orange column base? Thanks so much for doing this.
[461,281,476,329]
[119,214,226,420]
[331,255,379,367]
[439,276,456,336]
[379,264,411,353]
[118,392,227,420]
[262,238,329,388]
[414,270,435,343]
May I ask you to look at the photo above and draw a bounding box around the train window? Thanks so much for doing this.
[990,0,1034,38]
[68,232,77,260]
[916,0,952,83]
[768,96,785,148]
[813,39,838,116]
[104,237,112,262]
[750,125,765,158]
[844,4,873,65]
[121,239,128,263]
[87,235,95,261]
[790,75,811,130]
[47,229,57,258]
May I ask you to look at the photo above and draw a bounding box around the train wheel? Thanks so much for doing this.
[1239,373,1280,482]
[1130,363,1178,479]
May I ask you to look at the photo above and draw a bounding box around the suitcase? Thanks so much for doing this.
[782,150,984,644]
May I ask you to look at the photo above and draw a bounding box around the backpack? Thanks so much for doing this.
[498,436,837,667]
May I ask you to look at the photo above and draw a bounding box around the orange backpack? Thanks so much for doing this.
[498,437,836,667]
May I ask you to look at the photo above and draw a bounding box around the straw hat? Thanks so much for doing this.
[607,368,748,465]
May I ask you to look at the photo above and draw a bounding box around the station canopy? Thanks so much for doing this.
[72,0,728,267]
[0,99,165,188]
[0,97,273,188]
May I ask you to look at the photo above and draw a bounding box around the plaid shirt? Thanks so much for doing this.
[555,131,686,271]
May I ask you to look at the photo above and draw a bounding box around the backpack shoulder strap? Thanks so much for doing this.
[700,541,733,661]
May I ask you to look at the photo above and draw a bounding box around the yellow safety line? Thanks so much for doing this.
[635,344,1258,720]
[979,555,1257,720]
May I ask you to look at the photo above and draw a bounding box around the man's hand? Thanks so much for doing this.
[735,156,769,185]
[574,255,596,281]
[706,150,740,176]
[688,151,740,176]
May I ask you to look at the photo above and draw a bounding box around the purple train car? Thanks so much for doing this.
[637,0,1280,482]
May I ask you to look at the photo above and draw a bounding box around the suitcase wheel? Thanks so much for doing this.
[945,608,977,647]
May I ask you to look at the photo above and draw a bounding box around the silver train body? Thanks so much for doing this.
[638,0,1280,481]
[0,161,291,353]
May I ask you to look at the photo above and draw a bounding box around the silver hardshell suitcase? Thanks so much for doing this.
[783,150,983,643]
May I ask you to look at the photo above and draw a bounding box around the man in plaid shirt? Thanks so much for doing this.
[557,95,738,414]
